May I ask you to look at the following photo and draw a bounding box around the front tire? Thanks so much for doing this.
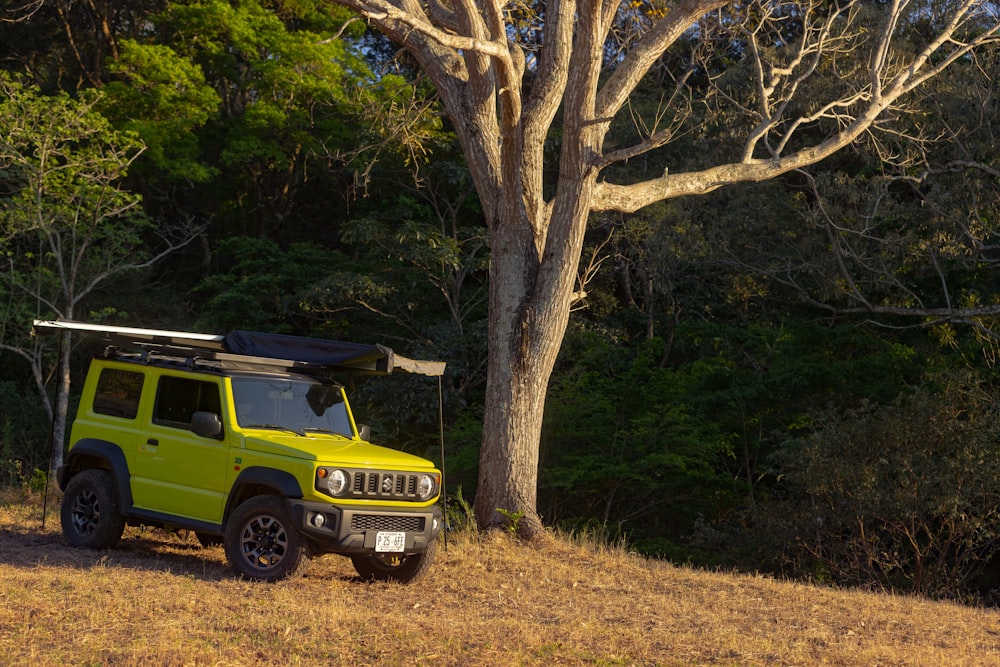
[224,496,309,581]
[351,537,437,583]
[60,469,126,549]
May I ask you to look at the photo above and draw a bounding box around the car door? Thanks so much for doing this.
[131,373,229,523]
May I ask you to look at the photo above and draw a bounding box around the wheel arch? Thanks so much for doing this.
[58,438,132,508]
[224,466,303,519]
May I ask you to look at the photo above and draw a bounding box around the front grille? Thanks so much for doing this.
[351,514,424,532]
[349,470,423,501]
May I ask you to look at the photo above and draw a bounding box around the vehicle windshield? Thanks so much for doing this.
[231,375,354,437]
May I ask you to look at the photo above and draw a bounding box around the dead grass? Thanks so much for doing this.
[1,488,998,666]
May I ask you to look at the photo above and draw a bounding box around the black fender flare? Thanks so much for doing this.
[58,438,133,509]
[224,466,303,518]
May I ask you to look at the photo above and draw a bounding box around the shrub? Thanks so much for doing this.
[0,380,50,488]
[760,372,1000,600]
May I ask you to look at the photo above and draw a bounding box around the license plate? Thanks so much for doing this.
[375,531,406,553]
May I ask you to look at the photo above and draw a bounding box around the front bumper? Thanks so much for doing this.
[290,500,443,556]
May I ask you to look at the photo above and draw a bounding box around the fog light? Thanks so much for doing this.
[311,512,326,528]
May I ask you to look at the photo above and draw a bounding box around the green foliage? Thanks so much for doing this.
[444,485,478,534]
[0,72,147,245]
[338,208,487,329]
[194,236,348,333]
[759,372,1000,600]
[496,507,524,536]
[0,71,152,340]
[540,320,922,559]
[330,156,488,453]
[144,0,357,232]
[440,404,485,498]
[0,71,160,470]
[540,329,741,552]
[103,40,221,181]
[0,381,50,488]
[53,0,448,247]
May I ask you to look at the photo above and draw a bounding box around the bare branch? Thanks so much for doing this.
[596,0,729,120]
[598,69,695,169]
[570,227,614,311]
[317,16,366,43]
[2,0,44,23]
[346,0,512,60]
[594,0,1000,212]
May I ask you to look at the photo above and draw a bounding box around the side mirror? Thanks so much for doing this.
[191,411,223,438]
[357,423,371,441]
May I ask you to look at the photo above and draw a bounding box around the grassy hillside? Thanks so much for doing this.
[1,489,997,666]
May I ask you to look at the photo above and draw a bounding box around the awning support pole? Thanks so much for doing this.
[438,374,449,549]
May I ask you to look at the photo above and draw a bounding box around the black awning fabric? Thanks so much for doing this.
[223,330,446,376]
[224,330,394,373]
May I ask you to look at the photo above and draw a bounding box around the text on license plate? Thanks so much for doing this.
[375,531,406,553]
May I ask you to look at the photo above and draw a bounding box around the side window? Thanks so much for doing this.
[93,369,144,419]
[153,376,222,430]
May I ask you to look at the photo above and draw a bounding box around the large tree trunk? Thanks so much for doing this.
[474,344,551,536]
[473,214,568,536]
[474,143,598,537]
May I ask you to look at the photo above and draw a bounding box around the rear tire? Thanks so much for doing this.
[352,537,437,583]
[60,469,126,549]
[224,496,309,581]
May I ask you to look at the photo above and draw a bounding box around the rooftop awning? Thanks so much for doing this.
[223,329,446,376]
[32,320,446,377]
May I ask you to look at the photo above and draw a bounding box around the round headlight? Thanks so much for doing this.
[326,469,349,496]
[416,474,436,501]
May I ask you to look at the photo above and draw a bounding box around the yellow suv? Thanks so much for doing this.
[39,321,445,583]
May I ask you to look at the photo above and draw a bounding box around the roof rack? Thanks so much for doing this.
[32,320,446,377]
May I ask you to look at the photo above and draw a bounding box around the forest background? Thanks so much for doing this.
[2,0,1000,603]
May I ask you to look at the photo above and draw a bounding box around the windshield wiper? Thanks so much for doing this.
[302,427,351,437]
[243,423,306,437]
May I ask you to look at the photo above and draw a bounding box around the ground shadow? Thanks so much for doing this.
[0,522,359,583]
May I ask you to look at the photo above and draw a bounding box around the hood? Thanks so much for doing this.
[241,431,437,469]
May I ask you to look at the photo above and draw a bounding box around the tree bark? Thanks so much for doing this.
[51,330,71,472]
[474,174,594,534]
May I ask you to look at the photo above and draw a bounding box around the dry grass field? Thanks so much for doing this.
[1,488,998,666]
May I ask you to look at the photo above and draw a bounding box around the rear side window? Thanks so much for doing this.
[93,369,144,419]
[153,376,222,429]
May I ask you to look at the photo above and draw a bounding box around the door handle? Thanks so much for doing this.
[146,438,158,446]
